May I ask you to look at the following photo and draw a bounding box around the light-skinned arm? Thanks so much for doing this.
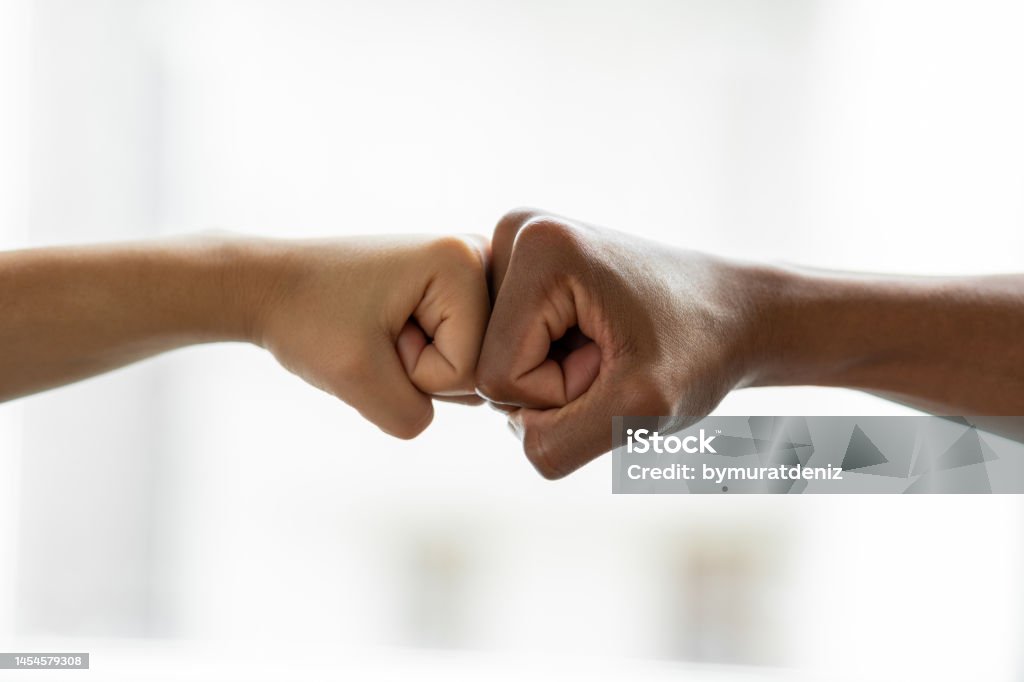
[0,234,490,438]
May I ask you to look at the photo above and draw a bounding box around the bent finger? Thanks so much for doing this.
[342,342,435,439]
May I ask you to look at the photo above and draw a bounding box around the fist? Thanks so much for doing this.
[476,209,758,478]
[251,234,490,439]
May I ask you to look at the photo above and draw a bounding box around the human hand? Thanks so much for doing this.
[243,235,490,439]
[476,210,762,478]
[8,218,1018,450]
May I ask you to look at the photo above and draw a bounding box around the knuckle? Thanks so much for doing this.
[428,235,484,269]
[388,405,434,440]
[494,209,583,258]
[523,428,569,480]
[474,363,513,403]
[447,361,478,395]
[494,206,543,242]
[515,216,579,253]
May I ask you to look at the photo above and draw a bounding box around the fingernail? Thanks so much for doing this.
[507,414,524,440]
[487,400,514,415]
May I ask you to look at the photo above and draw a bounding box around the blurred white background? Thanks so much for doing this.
[1,0,1023,679]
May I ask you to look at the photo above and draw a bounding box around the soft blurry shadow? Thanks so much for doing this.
[400,533,474,649]
[662,525,789,666]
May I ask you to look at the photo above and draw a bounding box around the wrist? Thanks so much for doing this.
[709,258,790,390]
[733,262,806,388]
[206,235,296,347]
[737,263,927,391]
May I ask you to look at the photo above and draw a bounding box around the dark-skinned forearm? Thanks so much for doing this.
[741,265,1024,415]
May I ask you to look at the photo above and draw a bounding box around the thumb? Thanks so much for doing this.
[398,236,490,397]
[558,330,603,402]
